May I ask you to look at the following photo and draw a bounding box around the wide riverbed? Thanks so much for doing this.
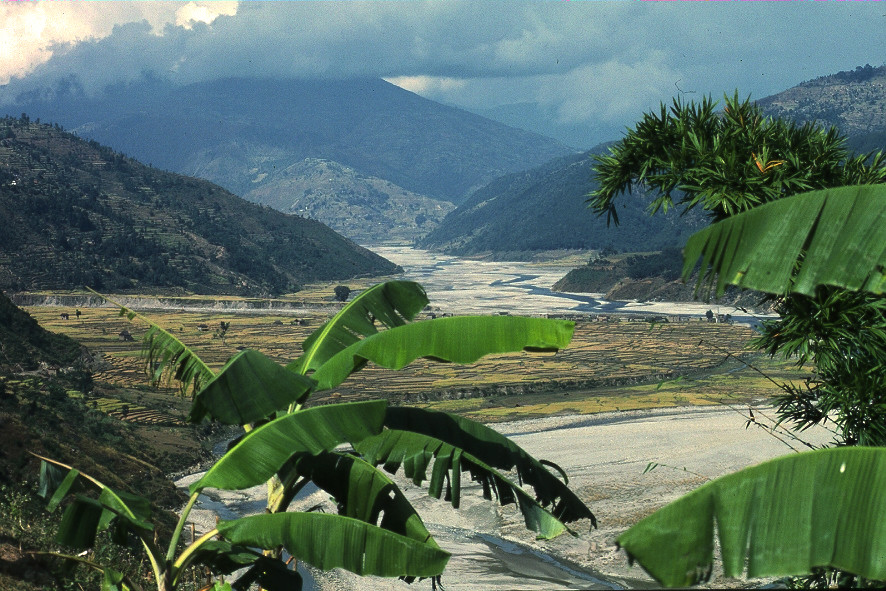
[369,245,759,322]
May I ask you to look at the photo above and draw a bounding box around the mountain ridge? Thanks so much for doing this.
[4,76,575,244]
[0,115,399,295]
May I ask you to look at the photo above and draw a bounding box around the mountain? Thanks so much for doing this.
[758,64,886,154]
[4,76,574,242]
[0,115,399,295]
[421,65,886,260]
[241,158,456,244]
[417,149,708,257]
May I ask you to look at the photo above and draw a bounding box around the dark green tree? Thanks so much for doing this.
[588,93,886,448]
[333,285,351,302]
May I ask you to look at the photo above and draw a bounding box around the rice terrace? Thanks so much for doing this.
[20,283,799,426]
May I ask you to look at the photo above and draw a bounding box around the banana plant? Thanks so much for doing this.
[44,281,594,589]
[37,400,449,591]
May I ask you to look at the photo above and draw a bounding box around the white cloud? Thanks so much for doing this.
[0,1,238,84]
[175,1,238,29]
[539,52,682,125]
[385,76,468,96]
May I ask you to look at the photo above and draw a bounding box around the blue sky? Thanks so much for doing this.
[2,1,884,146]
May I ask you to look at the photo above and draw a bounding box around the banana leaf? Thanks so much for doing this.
[186,540,260,576]
[88,290,215,396]
[355,429,576,539]
[281,451,437,545]
[682,184,886,298]
[287,281,429,377]
[191,400,387,493]
[37,456,153,533]
[216,512,449,578]
[188,349,317,424]
[617,447,886,587]
[313,316,575,391]
[384,407,595,526]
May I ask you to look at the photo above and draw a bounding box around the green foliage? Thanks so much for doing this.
[590,93,886,447]
[333,285,351,302]
[599,94,886,587]
[618,448,886,587]
[589,93,886,225]
[38,281,590,590]
[682,184,886,298]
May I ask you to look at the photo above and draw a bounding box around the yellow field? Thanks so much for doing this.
[25,300,807,423]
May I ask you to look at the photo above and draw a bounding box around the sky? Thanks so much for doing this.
[1,1,885,146]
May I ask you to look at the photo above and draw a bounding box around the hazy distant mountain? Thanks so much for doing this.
[0,116,399,295]
[241,158,455,244]
[421,65,886,259]
[5,76,574,242]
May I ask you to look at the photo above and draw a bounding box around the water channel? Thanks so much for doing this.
[369,245,759,323]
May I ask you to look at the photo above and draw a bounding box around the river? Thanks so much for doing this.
[369,245,760,322]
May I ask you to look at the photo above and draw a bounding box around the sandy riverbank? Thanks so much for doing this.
[175,404,832,590]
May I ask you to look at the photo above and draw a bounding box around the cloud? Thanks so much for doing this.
[1,0,884,146]
[384,76,468,96]
[539,52,682,125]
[175,1,238,29]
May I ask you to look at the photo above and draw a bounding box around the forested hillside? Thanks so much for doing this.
[418,149,708,257]
[0,116,400,295]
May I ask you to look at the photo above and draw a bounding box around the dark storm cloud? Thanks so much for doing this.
[2,1,883,143]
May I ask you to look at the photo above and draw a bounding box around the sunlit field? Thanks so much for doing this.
[24,293,807,425]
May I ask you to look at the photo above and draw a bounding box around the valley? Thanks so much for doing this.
[18,245,796,427]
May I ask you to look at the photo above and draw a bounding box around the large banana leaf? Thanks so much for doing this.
[385,407,595,526]
[283,451,437,545]
[188,349,316,424]
[191,400,387,493]
[682,184,886,298]
[313,316,575,391]
[355,429,576,539]
[617,447,886,587]
[216,512,449,578]
[287,281,429,376]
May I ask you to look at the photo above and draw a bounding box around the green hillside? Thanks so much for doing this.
[0,116,400,295]
[417,149,708,257]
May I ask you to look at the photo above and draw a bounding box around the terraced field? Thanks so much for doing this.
[25,301,806,423]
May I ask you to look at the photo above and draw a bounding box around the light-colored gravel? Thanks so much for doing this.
[176,404,833,590]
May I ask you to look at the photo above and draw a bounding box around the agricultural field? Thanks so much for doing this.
[24,298,807,425]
